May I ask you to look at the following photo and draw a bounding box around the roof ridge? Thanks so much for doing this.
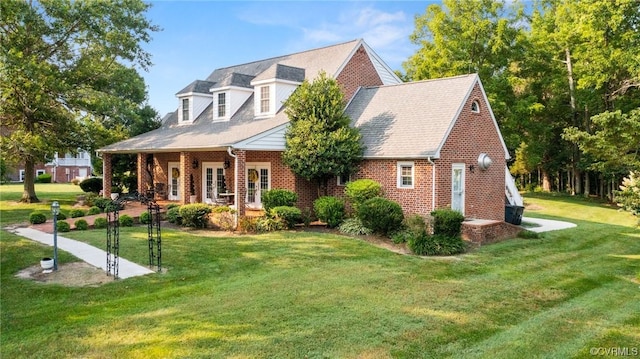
[212,39,360,72]
[363,73,478,91]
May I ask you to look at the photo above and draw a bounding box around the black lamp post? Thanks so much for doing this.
[51,201,60,271]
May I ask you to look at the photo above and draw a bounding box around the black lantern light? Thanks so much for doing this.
[192,159,199,169]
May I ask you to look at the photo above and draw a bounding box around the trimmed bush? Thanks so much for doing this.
[270,206,302,229]
[139,211,152,224]
[256,216,285,232]
[119,214,134,227]
[238,216,259,233]
[408,233,466,256]
[261,189,298,213]
[338,217,372,236]
[92,197,111,211]
[57,221,71,232]
[93,217,108,229]
[166,203,180,210]
[79,177,103,193]
[74,219,89,230]
[345,179,382,211]
[431,209,465,237]
[313,196,345,228]
[357,197,404,236]
[29,212,47,224]
[179,203,212,228]
[69,209,86,218]
[36,173,52,183]
[166,206,182,225]
[57,212,67,220]
[87,206,102,215]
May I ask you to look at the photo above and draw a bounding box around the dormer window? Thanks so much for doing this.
[260,86,270,113]
[182,98,190,121]
[217,93,226,118]
[471,100,480,113]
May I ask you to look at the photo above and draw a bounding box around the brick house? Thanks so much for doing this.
[5,151,92,183]
[98,39,516,226]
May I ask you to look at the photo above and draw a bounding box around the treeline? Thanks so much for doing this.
[401,0,640,199]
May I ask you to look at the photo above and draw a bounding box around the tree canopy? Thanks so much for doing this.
[403,0,640,198]
[282,72,364,194]
[0,0,158,202]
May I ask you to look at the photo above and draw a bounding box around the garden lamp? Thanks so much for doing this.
[51,201,60,271]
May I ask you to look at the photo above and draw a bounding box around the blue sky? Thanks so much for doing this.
[141,1,434,116]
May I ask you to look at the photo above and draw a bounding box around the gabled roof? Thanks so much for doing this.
[252,64,305,83]
[176,80,216,95]
[98,39,402,154]
[345,74,509,159]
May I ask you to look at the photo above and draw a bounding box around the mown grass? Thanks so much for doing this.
[0,183,85,225]
[1,187,639,358]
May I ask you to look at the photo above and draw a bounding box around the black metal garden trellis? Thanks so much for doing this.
[106,193,162,279]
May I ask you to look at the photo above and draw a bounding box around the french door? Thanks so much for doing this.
[168,162,180,201]
[202,162,225,204]
[451,163,465,215]
[246,163,270,206]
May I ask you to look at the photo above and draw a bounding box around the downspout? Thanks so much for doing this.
[227,146,238,228]
[428,156,436,210]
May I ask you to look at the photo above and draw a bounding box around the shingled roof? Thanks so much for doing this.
[99,39,385,154]
[346,74,508,159]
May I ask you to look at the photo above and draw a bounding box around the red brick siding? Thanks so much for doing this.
[327,159,435,217]
[436,84,506,221]
[336,45,383,101]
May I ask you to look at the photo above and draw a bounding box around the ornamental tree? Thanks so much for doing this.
[282,71,364,195]
[0,0,158,202]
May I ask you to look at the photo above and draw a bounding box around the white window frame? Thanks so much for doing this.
[217,92,226,119]
[19,169,25,182]
[181,98,190,122]
[471,100,480,113]
[397,161,414,189]
[246,162,271,206]
[259,85,270,114]
[337,173,351,186]
[36,169,46,176]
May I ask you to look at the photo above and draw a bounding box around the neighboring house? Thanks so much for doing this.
[6,151,92,183]
[98,39,516,228]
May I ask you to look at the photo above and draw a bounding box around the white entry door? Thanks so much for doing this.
[168,162,180,201]
[246,163,270,207]
[202,162,225,204]
[451,163,465,215]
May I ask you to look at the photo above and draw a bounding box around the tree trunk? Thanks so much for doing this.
[541,169,551,192]
[584,171,590,197]
[21,158,40,203]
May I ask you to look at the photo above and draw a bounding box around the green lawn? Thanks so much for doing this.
[1,186,639,358]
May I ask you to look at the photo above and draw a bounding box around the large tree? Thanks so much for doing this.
[0,0,158,202]
[282,72,364,195]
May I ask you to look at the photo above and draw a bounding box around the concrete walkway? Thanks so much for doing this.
[521,216,577,233]
[11,227,155,279]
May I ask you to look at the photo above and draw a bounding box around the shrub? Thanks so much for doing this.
[166,203,180,210]
[431,209,465,237]
[139,211,152,224]
[313,196,345,228]
[238,216,259,233]
[93,217,108,229]
[408,233,466,256]
[261,189,298,213]
[84,192,99,207]
[256,216,285,232]
[57,221,71,232]
[345,179,382,211]
[338,217,372,236]
[179,203,212,228]
[119,215,134,227]
[270,206,302,229]
[57,212,67,220]
[166,206,182,225]
[79,177,103,193]
[87,206,102,215]
[36,173,52,183]
[29,212,47,224]
[301,207,313,227]
[393,214,429,244]
[357,197,404,236]
[69,209,86,218]
[71,178,81,185]
[615,172,640,215]
[93,197,112,212]
[74,219,89,230]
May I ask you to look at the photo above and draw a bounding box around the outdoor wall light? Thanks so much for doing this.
[192,159,199,169]
[223,159,231,169]
[477,153,492,171]
[468,165,475,173]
